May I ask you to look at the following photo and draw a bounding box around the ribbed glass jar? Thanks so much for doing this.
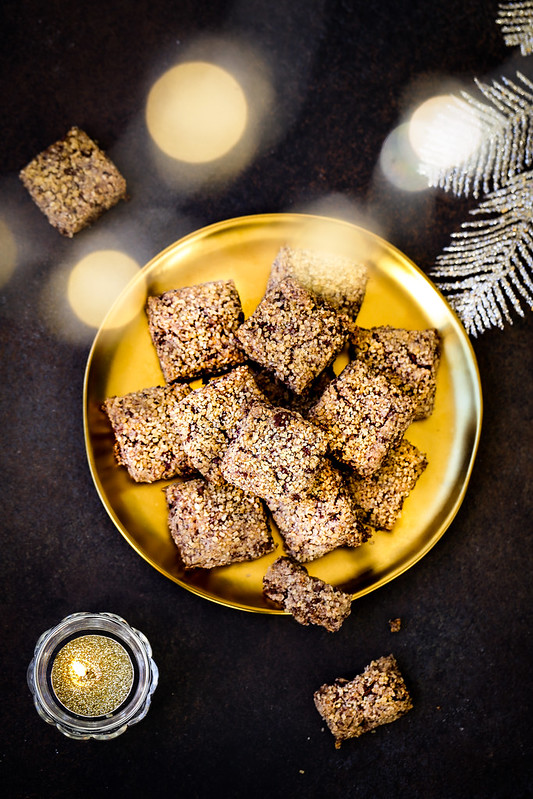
[27,612,158,740]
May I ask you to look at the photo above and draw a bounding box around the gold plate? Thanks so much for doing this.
[84,213,482,613]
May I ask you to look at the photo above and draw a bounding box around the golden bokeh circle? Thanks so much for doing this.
[146,61,248,163]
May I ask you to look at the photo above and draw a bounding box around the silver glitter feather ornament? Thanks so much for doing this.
[431,172,533,336]
[419,72,533,198]
[421,2,533,335]
[497,1,533,55]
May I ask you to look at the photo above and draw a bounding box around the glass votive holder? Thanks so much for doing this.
[27,611,158,740]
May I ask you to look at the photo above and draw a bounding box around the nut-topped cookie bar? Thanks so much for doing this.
[348,438,428,530]
[165,478,274,569]
[267,245,369,331]
[19,127,126,236]
[351,326,440,420]
[102,383,194,483]
[251,363,335,417]
[171,365,268,485]
[314,654,413,747]
[236,276,347,394]
[220,403,329,503]
[263,556,353,632]
[308,359,416,477]
[268,460,369,562]
[146,280,246,382]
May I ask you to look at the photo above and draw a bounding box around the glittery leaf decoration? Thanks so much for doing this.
[419,71,533,198]
[430,171,533,335]
[497,1,533,55]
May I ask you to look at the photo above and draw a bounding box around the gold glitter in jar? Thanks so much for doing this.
[51,635,134,717]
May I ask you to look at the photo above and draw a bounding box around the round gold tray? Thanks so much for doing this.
[83,213,482,612]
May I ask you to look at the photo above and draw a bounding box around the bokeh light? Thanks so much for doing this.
[146,62,248,163]
[408,94,482,169]
[379,123,429,192]
[0,218,17,288]
[67,250,140,328]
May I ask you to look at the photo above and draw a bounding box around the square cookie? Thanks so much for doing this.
[268,460,369,562]
[308,359,416,477]
[19,126,126,236]
[263,556,353,632]
[171,365,268,485]
[314,654,412,747]
[220,403,329,502]
[102,383,194,483]
[165,478,274,569]
[351,326,441,420]
[348,438,428,530]
[146,280,246,382]
[267,245,369,331]
[251,363,335,417]
[236,276,347,394]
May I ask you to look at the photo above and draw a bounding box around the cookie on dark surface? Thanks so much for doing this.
[236,276,347,394]
[263,556,353,632]
[19,127,126,236]
[146,280,246,382]
[102,383,194,483]
[165,478,274,569]
[314,654,412,747]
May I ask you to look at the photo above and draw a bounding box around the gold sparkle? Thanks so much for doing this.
[51,635,134,717]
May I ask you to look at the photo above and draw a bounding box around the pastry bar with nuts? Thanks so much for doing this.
[101,383,195,483]
[313,654,413,747]
[347,438,428,531]
[263,556,353,632]
[236,276,347,394]
[146,280,246,383]
[19,126,127,236]
[267,460,369,562]
[165,478,274,569]
[308,359,416,477]
[170,365,268,485]
[266,245,369,331]
[351,325,441,420]
[220,402,329,503]
[251,363,335,417]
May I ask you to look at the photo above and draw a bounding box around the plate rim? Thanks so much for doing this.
[83,212,483,612]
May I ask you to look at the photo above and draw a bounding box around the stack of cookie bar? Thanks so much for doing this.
[102,245,440,632]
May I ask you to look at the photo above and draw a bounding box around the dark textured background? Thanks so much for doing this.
[1,1,531,797]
